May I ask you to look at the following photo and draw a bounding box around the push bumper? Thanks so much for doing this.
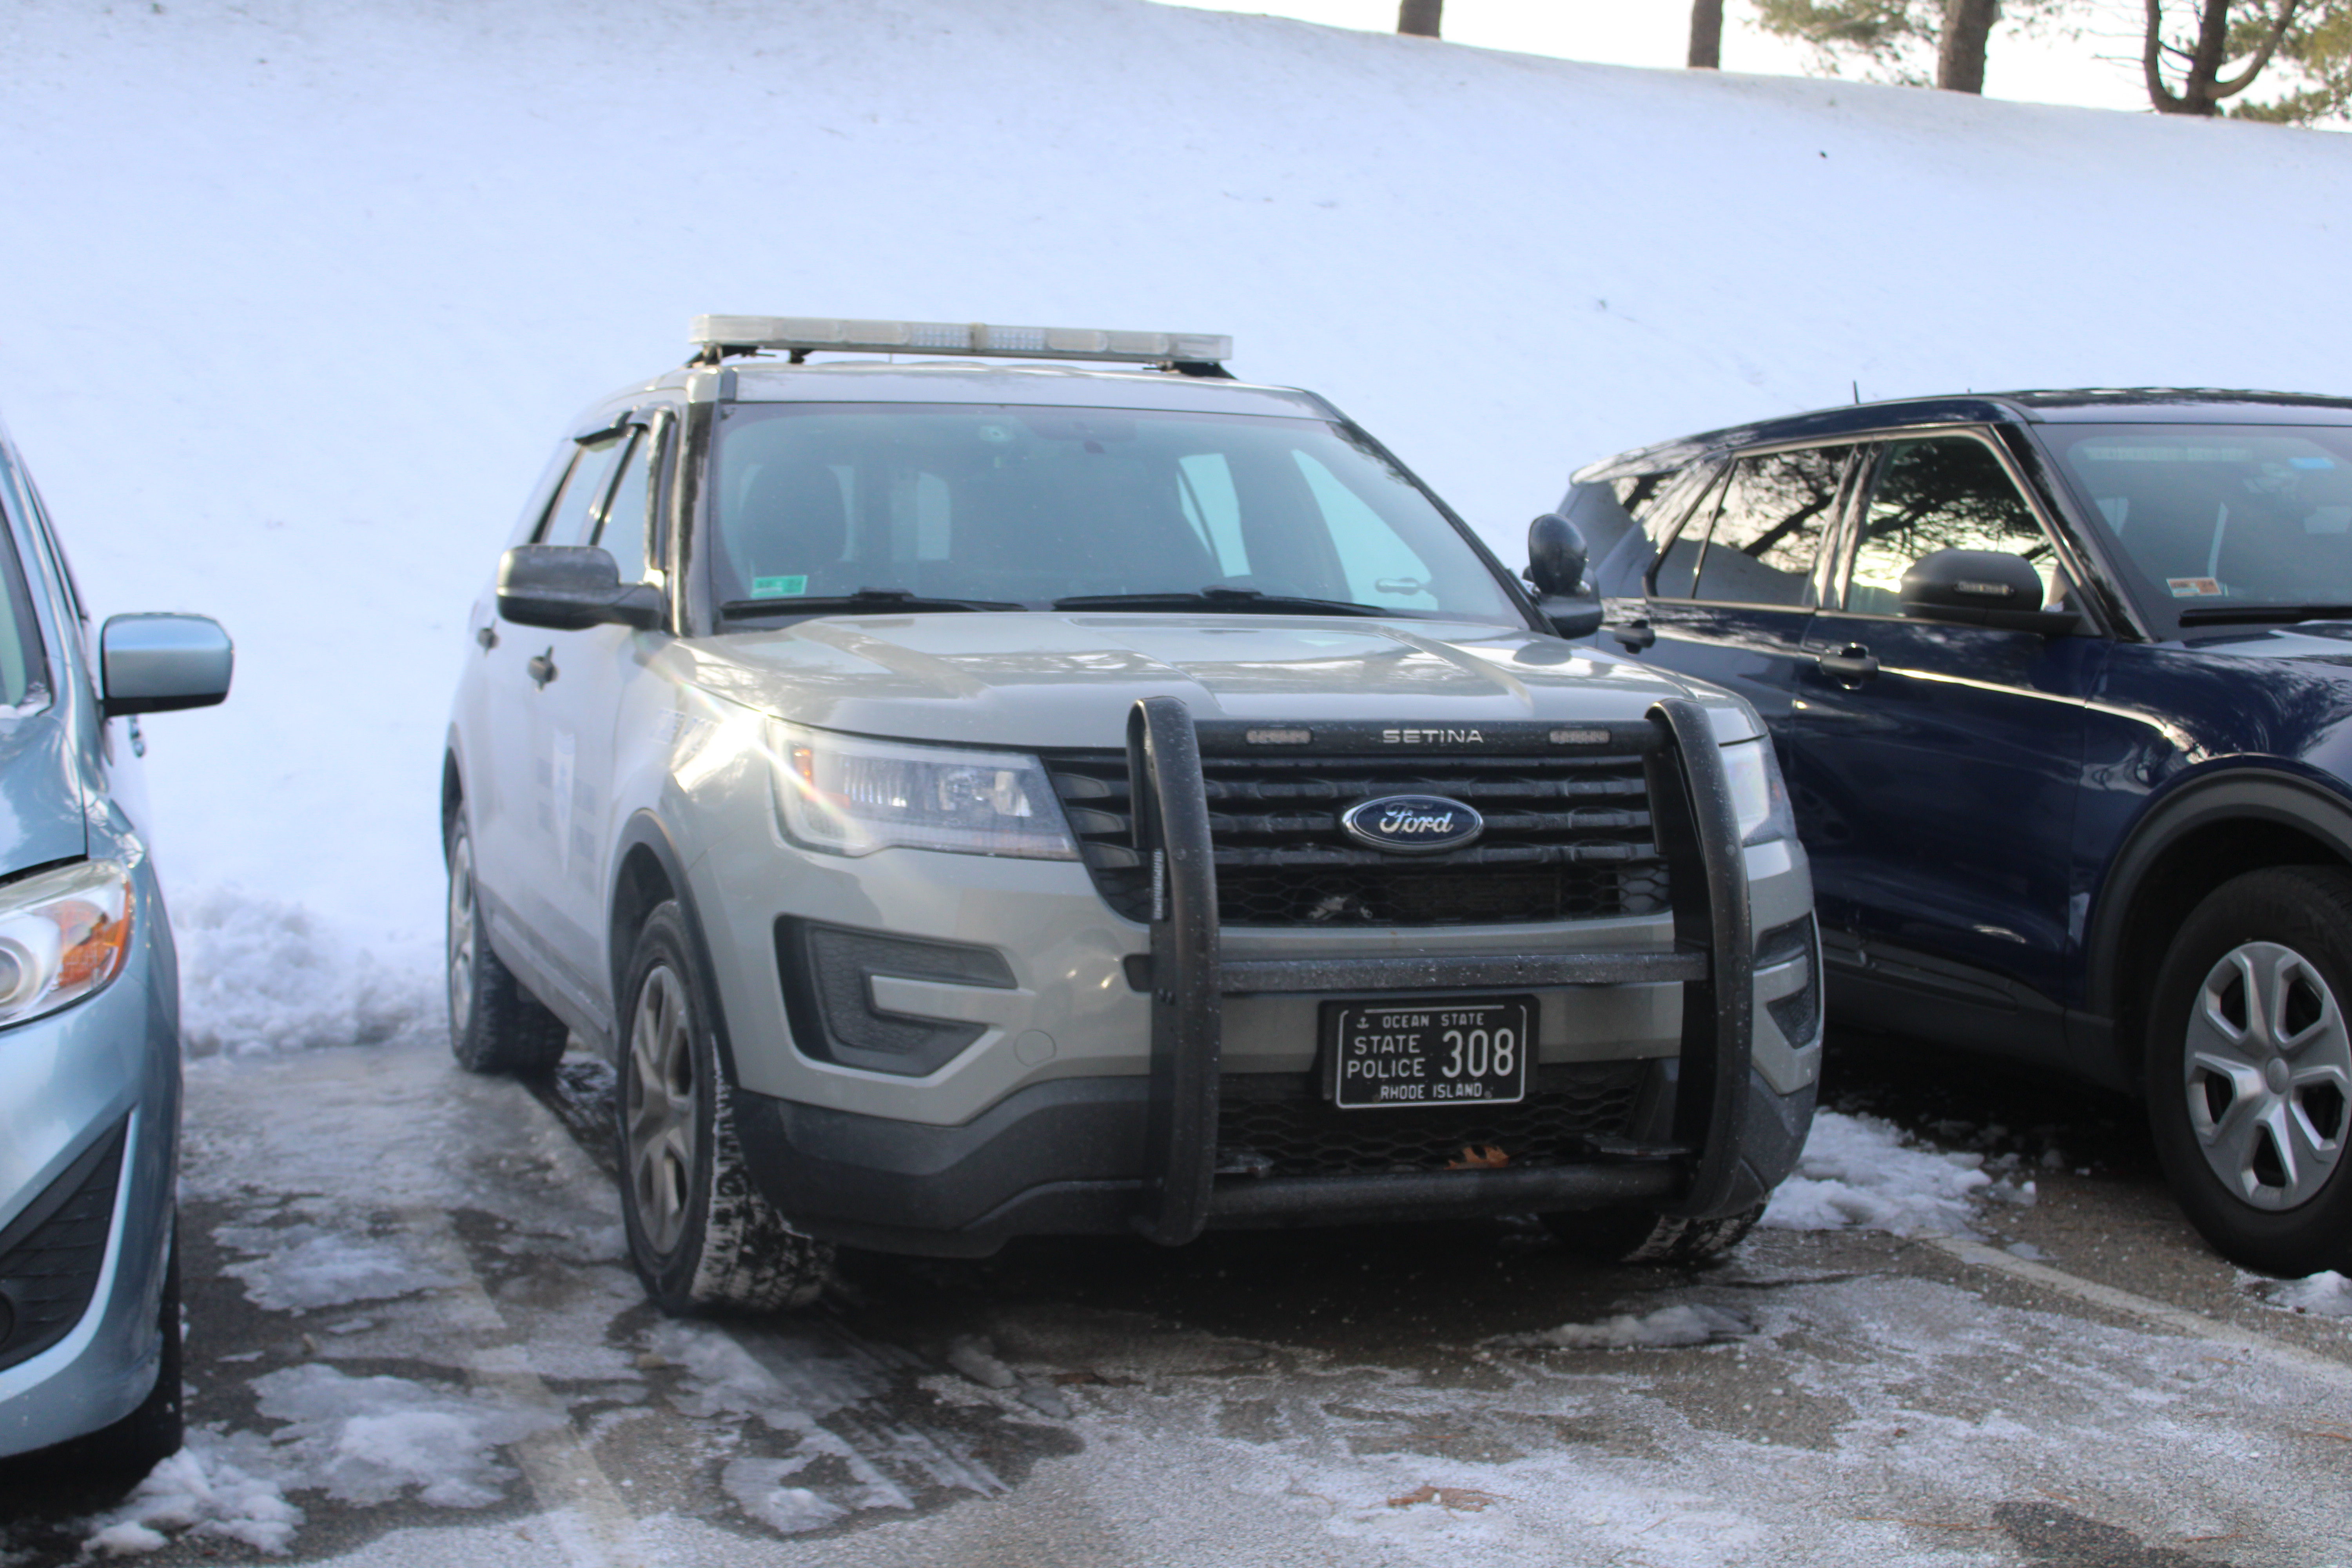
[738,697,1800,1256]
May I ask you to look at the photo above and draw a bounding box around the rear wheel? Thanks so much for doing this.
[445,814,566,1074]
[1541,1202,1765,1264]
[2147,867,2352,1276]
[617,902,827,1314]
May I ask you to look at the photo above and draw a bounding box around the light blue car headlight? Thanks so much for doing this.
[1720,737,1797,846]
[0,859,136,1025]
[771,721,1079,860]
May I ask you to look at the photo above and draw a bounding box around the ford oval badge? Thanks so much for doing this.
[1339,794,1484,855]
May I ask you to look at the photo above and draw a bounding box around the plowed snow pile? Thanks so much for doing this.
[1,0,2348,1036]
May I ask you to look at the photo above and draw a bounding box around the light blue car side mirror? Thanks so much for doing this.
[100,613,233,718]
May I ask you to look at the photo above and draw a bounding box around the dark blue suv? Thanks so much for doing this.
[1563,390,2352,1276]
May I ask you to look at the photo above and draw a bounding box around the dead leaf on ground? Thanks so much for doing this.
[1446,1145,1510,1171]
[1388,1484,1511,1512]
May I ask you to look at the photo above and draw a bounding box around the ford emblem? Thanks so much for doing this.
[1339,794,1484,855]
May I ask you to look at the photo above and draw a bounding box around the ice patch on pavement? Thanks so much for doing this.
[1761,1110,1994,1237]
[722,1456,850,1535]
[174,886,438,1057]
[1490,1303,1752,1350]
[2249,1269,2352,1318]
[83,1436,301,1556]
[251,1363,559,1508]
[212,1222,444,1312]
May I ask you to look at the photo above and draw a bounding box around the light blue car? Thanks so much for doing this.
[0,421,229,1475]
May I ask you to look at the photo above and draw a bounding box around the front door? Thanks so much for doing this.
[1640,442,1858,758]
[1788,430,2105,1010]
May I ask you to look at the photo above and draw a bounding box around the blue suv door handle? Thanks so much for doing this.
[1817,644,1878,684]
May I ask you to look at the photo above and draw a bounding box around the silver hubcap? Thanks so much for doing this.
[2184,940,2352,1211]
[626,965,699,1254]
[446,833,477,1039]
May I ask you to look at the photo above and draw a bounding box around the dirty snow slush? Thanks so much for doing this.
[2,1034,2348,1566]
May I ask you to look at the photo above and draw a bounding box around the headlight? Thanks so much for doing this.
[1720,737,1796,846]
[0,860,136,1025]
[771,722,1078,860]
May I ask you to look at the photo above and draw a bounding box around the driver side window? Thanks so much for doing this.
[1846,436,2067,614]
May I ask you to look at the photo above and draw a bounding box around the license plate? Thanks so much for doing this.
[1324,996,1535,1110]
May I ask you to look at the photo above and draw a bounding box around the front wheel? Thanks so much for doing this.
[2147,866,2352,1276]
[1540,1202,1765,1264]
[616,902,827,1314]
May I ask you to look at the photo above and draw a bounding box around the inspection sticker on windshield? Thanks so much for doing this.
[1325,996,1532,1109]
[751,575,808,599]
[2167,577,2225,598]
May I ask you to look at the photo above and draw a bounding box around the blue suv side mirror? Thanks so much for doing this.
[1900,548,2082,637]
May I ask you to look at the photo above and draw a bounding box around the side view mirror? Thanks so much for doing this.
[1526,512,1588,597]
[101,614,232,718]
[1899,548,2080,636]
[1526,512,1603,639]
[497,545,663,632]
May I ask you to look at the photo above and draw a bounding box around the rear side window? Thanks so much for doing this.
[536,430,630,547]
[595,428,655,582]
[0,521,50,709]
[1846,436,2058,614]
[1690,447,1853,606]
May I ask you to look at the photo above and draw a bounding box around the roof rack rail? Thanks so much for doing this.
[688,316,1232,372]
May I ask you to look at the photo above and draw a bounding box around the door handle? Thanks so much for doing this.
[1815,644,1878,684]
[1611,617,1656,653]
[528,649,557,689]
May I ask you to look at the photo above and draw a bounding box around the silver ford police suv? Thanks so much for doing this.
[441,317,1821,1312]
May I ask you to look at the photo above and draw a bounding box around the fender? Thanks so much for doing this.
[606,809,744,1085]
[2083,763,2352,1035]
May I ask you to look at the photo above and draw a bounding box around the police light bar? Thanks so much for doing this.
[690,315,1231,366]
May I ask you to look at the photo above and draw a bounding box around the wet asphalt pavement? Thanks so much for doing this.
[2,1029,2348,1568]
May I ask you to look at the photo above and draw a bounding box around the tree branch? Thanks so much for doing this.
[2213,0,2302,95]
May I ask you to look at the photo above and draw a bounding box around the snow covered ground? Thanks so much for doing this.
[0,0,2348,1004]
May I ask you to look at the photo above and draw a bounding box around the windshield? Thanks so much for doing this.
[706,403,1523,624]
[2042,421,2352,633]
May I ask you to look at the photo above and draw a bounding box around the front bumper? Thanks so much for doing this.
[724,699,1819,1256]
[0,856,180,1460]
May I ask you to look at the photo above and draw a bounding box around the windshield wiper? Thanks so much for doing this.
[2176,603,2352,626]
[1052,588,1392,617]
[722,588,1025,619]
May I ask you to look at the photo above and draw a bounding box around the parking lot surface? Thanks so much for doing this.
[2,1032,2348,1568]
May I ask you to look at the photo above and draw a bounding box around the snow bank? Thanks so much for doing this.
[2,0,2348,977]
[1491,1303,1752,1350]
[1760,1110,2011,1237]
[172,886,439,1057]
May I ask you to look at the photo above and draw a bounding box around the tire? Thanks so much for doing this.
[1541,1202,1765,1264]
[445,813,567,1074]
[43,1216,182,1480]
[616,902,827,1314]
[2146,866,2352,1276]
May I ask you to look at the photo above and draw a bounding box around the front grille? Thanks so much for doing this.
[1050,750,1668,927]
[0,1120,125,1373]
[1216,1064,1647,1178]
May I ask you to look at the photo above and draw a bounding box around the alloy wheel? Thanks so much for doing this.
[2184,940,2352,1210]
[626,964,699,1254]
[446,832,478,1038]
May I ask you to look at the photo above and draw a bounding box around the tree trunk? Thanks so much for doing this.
[2144,0,2303,114]
[1936,0,1998,91]
[1397,0,1443,37]
[1688,0,1726,67]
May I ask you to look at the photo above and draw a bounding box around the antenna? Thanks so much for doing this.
[1852,380,1860,405]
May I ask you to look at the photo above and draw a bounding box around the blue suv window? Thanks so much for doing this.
[1846,436,2064,615]
[1651,446,1851,606]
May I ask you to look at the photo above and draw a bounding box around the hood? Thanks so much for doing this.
[669,613,1736,750]
[2186,623,2352,668]
[0,704,89,877]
